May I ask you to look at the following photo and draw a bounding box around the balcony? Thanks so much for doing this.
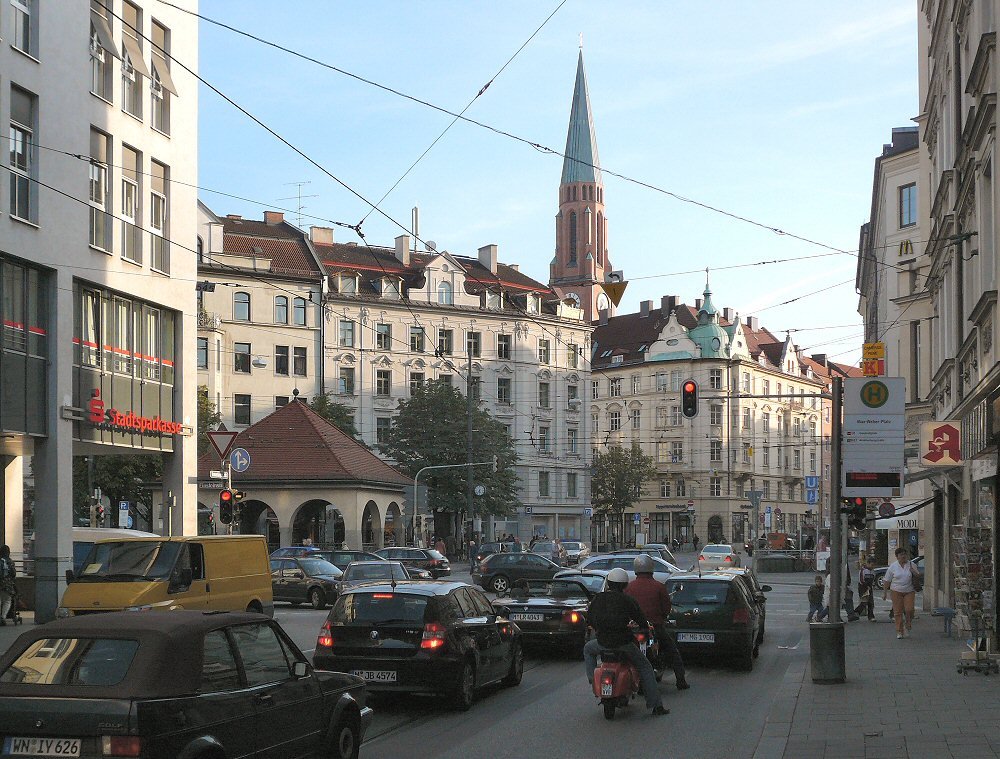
[198,310,222,330]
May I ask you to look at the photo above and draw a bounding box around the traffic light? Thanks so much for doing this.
[842,497,866,530]
[492,455,499,473]
[95,503,106,527]
[233,490,246,505]
[681,379,699,418]
[219,489,234,525]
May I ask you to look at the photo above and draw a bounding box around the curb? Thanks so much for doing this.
[751,656,807,759]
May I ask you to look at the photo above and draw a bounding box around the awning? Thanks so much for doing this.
[121,34,151,79]
[90,9,120,59]
[151,54,178,96]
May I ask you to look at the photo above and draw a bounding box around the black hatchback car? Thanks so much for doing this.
[473,552,563,594]
[375,547,451,578]
[271,557,344,610]
[0,610,372,759]
[313,581,523,710]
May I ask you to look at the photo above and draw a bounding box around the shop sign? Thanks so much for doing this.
[87,389,182,436]
[919,421,961,467]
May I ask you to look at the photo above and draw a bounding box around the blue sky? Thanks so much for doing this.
[197,1,918,366]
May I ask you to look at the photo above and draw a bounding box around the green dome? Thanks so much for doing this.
[688,280,728,358]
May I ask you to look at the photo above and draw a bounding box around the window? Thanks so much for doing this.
[742,443,752,463]
[742,408,752,430]
[656,372,669,392]
[671,441,683,462]
[234,343,251,374]
[670,370,682,391]
[466,331,481,357]
[609,410,621,431]
[742,372,751,392]
[567,427,578,453]
[230,624,295,687]
[275,396,289,409]
[762,480,771,499]
[274,345,289,375]
[631,375,641,394]
[762,411,770,432]
[197,337,208,369]
[809,451,817,474]
[150,21,175,133]
[591,380,600,400]
[200,630,241,693]
[710,440,722,462]
[437,281,453,305]
[538,382,550,408]
[497,377,511,404]
[376,369,392,396]
[12,0,35,56]
[121,146,141,263]
[538,426,550,452]
[293,297,307,326]
[538,471,550,497]
[339,320,354,347]
[491,333,510,361]
[538,339,551,364]
[567,473,578,498]
[630,408,641,430]
[899,183,917,227]
[9,86,35,222]
[234,291,250,322]
[437,329,453,356]
[710,369,722,390]
[439,375,452,387]
[150,161,169,273]
[293,347,306,376]
[763,446,770,467]
[675,478,686,497]
[710,477,722,497]
[90,1,116,100]
[762,379,770,396]
[88,129,111,250]
[274,296,288,324]
[120,2,147,119]
[376,417,391,445]
[794,450,801,470]
[655,442,668,463]
[660,480,671,498]
[234,394,251,425]
[568,344,579,369]
[568,211,578,265]
[568,384,579,404]
[591,413,599,434]
[710,405,723,425]
[731,409,739,430]
[375,323,391,350]
[609,377,622,397]
[339,275,357,294]
[669,406,681,426]
[410,326,425,353]
[409,372,424,394]
[382,278,401,300]
[338,367,354,395]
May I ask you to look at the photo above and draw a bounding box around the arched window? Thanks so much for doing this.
[437,280,453,305]
[293,297,307,326]
[196,236,204,263]
[568,212,578,266]
[234,291,250,321]
[597,212,604,265]
[274,295,288,324]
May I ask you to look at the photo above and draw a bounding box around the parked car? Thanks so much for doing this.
[313,581,523,710]
[474,542,521,563]
[473,552,563,593]
[320,550,385,569]
[561,540,591,565]
[697,544,742,570]
[491,576,597,656]
[0,610,372,759]
[598,546,680,566]
[270,546,326,559]
[639,544,679,565]
[375,547,451,578]
[270,557,343,610]
[664,573,764,671]
[874,555,924,589]
[578,553,681,583]
[529,541,568,566]
[702,567,772,646]
[336,560,419,594]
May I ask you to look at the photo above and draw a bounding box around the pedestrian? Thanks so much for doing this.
[855,557,877,621]
[843,564,860,622]
[0,545,16,626]
[551,538,564,566]
[882,547,920,639]
[469,538,478,570]
[807,574,825,622]
[435,536,447,556]
[692,534,700,552]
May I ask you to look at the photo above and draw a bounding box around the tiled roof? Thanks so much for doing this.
[197,401,410,488]
[220,217,320,277]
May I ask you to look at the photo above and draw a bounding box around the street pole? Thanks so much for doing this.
[413,461,494,549]
[466,352,474,545]
[829,376,843,623]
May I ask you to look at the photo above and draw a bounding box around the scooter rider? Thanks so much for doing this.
[625,554,690,690]
[584,567,668,716]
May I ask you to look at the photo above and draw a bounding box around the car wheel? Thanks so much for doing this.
[329,714,360,759]
[309,588,326,610]
[603,701,616,720]
[876,576,885,590]
[451,660,476,711]
[246,601,263,614]
[502,644,524,686]
[491,575,510,594]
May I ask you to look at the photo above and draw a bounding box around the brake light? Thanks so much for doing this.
[732,608,750,624]
[420,621,447,650]
[724,556,733,562]
[698,555,705,561]
[102,736,142,757]
[562,610,582,625]
[373,593,394,599]
[635,631,646,643]
[317,620,334,649]
[601,672,615,685]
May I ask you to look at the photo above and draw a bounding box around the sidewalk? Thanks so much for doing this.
[0,611,34,655]
[753,610,1000,759]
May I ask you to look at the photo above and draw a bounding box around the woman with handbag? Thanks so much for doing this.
[0,545,16,626]
[882,547,920,639]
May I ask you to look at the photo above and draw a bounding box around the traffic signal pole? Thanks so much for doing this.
[829,376,843,623]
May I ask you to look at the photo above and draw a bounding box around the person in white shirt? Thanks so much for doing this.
[882,547,919,639]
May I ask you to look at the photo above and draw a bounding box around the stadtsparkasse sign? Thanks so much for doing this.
[87,389,182,436]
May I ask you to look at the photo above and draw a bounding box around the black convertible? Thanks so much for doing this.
[0,611,372,759]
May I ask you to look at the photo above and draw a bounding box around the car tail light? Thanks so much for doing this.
[601,672,615,685]
[373,593,394,599]
[732,608,750,624]
[421,621,447,650]
[102,736,142,757]
[316,620,334,649]
[562,610,582,625]
[724,556,733,563]
[634,631,646,643]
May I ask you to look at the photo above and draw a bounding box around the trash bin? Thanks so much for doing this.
[809,621,845,683]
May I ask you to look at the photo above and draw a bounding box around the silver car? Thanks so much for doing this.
[578,554,681,583]
[697,543,742,570]
[561,540,591,565]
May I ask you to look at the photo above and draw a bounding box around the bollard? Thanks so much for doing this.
[809,621,846,683]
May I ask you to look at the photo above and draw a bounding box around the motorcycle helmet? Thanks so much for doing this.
[633,554,655,575]
[607,567,630,588]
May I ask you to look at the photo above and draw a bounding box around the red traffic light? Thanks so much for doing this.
[850,497,864,507]
[220,490,233,503]
[681,379,699,418]
[683,381,696,393]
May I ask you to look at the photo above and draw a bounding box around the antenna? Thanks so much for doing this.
[277,181,319,228]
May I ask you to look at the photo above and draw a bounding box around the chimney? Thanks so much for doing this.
[811,353,828,366]
[661,295,678,316]
[723,307,735,323]
[310,226,334,245]
[640,300,653,317]
[478,244,498,274]
[226,214,242,220]
[509,264,520,272]
[598,308,610,326]
[695,298,703,310]
[264,211,284,225]
[394,235,411,266]
[745,315,760,331]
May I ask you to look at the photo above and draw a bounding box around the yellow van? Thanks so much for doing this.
[58,535,273,617]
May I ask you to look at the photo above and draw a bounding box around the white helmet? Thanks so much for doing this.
[634,554,655,574]
[607,567,630,585]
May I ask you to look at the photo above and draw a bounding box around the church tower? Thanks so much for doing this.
[550,49,613,323]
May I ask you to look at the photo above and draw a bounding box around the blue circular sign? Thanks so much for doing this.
[126,515,134,529]
[230,448,251,473]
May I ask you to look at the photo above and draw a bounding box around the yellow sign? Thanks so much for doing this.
[862,342,885,360]
[601,281,628,307]
[861,358,885,377]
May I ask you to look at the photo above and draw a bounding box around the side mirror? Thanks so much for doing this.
[760,584,772,593]
[65,569,75,584]
[292,660,309,678]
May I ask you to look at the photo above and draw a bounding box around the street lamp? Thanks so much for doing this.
[686,504,696,548]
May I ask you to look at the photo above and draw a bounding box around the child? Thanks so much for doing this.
[807,573,825,622]
[855,558,876,621]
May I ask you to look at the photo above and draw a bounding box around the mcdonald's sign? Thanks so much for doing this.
[898,239,914,257]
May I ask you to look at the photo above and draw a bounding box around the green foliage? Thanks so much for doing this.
[591,445,657,516]
[379,379,519,516]
[308,393,360,439]
[72,454,163,526]
[197,386,222,456]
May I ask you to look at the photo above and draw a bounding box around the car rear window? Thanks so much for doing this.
[330,592,429,625]
[427,550,446,560]
[702,545,731,553]
[666,581,732,606]
[1,638,139,686]
[344,564,399,581]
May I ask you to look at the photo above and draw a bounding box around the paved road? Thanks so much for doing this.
[274,566,816,759]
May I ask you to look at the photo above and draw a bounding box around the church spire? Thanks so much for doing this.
[561,50,601,185]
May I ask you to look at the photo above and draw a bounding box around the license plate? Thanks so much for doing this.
[677,632,715,643]
[510,613,544,622]
[601,684,613,696]
[352,670,398,682]
[3,737,81,757]
[639,641,648,653]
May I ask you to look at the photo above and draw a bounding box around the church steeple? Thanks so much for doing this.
[550,49,613,323]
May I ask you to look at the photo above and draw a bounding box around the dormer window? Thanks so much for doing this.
[485,291,503,310]
[339,274,358,294]
[437,281,453,305]
[382,278,401,300]
[526,294,539,313]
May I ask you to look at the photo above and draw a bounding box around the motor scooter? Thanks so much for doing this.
[591,626,661,720]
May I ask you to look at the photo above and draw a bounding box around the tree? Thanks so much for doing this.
[591,445,657,548]
[72,454,162,528]
[308,393,360,440]
[379,379,519,538]
[197,385,222,456]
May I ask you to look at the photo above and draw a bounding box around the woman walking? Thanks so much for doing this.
[882,547,920,639]
[0,545,16,626]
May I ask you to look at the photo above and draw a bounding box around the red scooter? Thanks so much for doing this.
[591,626,661,720]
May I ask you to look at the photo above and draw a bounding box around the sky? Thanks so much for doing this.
[196,1,920,367]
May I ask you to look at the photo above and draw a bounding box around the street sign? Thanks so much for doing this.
[861,358,886,377]
[765,506,772,514]
[774,507,782,516]
[584,507,593,518]
[209,470,226,480]
[747,490,763,509]
[230,448,251,473]
[806,489,819,504]
[686,500,695,507]
[633,513,641,524]
[862,341,885,359]
[643,517,650,526]
[524,506,533,514]
[126,515,134,529]
[878,501,896,518]
[842,377,905,497]
[118,500,129,528]
[804,476,818,490]
[207,430,239,460]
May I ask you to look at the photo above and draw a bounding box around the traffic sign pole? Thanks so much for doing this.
[830,376,843,625]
